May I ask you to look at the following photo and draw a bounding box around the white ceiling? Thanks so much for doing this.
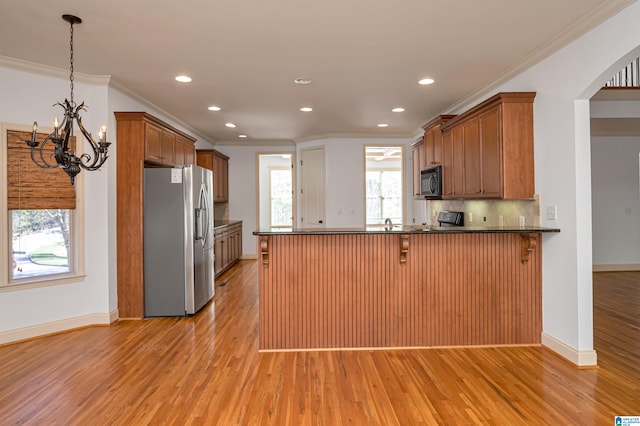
[0,0,635,144]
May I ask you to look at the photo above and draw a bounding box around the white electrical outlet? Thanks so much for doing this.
[546,205,558,220]
[468,212,473,223]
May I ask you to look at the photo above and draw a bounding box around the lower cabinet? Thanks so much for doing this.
[214,222,243,278]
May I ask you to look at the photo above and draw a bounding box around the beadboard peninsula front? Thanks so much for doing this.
[253,227,558,351]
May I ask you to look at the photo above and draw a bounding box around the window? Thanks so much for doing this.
[2,124,83,288]
[270,167,293,227]
[365,146,404,226]
[10,209,73,280]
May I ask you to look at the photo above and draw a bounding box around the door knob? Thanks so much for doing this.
[319,220,323,224]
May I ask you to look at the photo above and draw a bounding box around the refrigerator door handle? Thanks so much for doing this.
[198,184,210,246]
[194,208,203,241]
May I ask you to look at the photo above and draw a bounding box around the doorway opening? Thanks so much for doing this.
[257,153,295,229]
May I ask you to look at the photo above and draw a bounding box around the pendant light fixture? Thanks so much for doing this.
[24,14,110,184]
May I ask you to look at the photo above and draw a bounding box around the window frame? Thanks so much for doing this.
[269,166,293,228]
[1,123,85,292]
[364,145,405,227]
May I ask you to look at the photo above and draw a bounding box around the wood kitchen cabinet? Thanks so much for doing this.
[214,221,242,277]
[174,135,196,166]
[144,123,176,166]
[197,149,229,202]
[441,92,535,200]
[413,115,456,199]
[422,115,456,167]
[115,112,197,319]
[410,137,424,198]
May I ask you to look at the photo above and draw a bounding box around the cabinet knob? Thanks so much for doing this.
[447,192,452,195]
[476,189,482,193]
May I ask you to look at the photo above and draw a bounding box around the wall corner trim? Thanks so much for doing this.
[541,332,598,367]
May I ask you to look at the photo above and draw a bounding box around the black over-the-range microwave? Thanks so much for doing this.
[420,165,442,198]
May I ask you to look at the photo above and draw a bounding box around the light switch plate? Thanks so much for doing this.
[546,205,557,220]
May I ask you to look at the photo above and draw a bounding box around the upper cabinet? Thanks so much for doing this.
[441,92,536,200]
[174,135,196,166]
[410,137,425,198]
[197,149,229,203]
[412,115,455,199]
[143,123,188,166]
[423,115,456,167]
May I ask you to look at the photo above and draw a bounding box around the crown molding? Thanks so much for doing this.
[0,55,111,86]
[442,0,637,116]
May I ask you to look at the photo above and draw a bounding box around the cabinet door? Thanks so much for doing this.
[214,229,224,273]
[197,151,214,170]
[480,108,502,197]
[160,131,175,165]
[432,124,443,165]
[213,154,229,202]
[174,140,186,166]
[424,129,435,166]
[235,224,242,260]
[451,127,464,197]
[442,132,453,198]
[145,123,163,162]
[184,145,195,165]
[411,143,422,197]
[462,118,481,196]
[174,137,195,166]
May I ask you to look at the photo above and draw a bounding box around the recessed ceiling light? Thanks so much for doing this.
[300,107,313,112]
[418,78,435,85]
[208,106,221,111]
[294,78,312,85]
[225,123,236,128]
[377,123,389,128]
[238,134,247,138]
[392,107,405,112]
[175,75,192,83]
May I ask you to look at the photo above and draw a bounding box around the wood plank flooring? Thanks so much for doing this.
[0,263,639,424]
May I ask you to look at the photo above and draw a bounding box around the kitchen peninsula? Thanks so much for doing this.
[253,225,559,351]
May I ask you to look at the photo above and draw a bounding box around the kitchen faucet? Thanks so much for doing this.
[384,218,392,230]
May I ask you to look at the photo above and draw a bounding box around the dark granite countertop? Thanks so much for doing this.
[253,225,560,235]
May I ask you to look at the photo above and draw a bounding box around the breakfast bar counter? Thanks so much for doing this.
[253,226,559,351]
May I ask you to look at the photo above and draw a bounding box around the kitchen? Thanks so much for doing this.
[1,0,640,422]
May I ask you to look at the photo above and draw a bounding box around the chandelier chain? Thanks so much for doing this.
[69,20,75,107]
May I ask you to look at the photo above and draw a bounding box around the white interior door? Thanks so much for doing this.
[301,147,326,227]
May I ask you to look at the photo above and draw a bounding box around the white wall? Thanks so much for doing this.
[0,66,112,337]
[591,136,640,265]
[454,1,640,364]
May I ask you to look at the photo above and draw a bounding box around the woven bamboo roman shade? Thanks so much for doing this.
[6,129,76,210]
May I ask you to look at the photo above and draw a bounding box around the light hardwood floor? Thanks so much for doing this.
[1,262,638,424]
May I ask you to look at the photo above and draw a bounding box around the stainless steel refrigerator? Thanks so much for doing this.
[143,165,215,316]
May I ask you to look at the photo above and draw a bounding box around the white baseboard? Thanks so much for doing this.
[0,311,116,345]
[541,332,598,367]
[593,263,640,272]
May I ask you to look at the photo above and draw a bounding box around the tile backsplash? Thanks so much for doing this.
[429,195,540,227]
